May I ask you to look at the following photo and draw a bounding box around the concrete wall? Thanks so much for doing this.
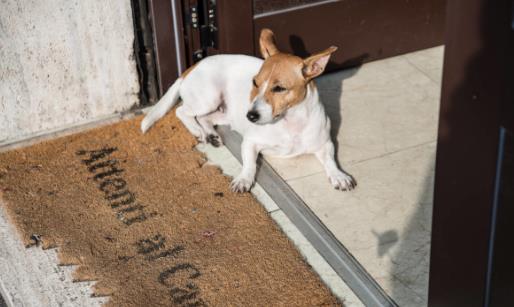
[0,0,140,144]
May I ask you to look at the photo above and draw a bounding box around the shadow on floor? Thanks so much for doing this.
[390,157,435,305]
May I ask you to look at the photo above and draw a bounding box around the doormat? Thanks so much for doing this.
[0,112,340,307]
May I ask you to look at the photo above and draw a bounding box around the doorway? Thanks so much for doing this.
[143,0,514,306]
[193,1,444,305]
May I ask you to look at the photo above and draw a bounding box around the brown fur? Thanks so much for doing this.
[181,62,198,79]
[259,28,279,59]
[251,53,307,117]
[251,29,337,118]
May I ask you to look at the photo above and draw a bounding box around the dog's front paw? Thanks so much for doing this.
[329,171,356,191]
[230,175,253,193]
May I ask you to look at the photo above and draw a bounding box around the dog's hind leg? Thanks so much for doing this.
[197,110,228,147]
[176,97,224,143]
[177,83,223,143]
[175,105,206,141]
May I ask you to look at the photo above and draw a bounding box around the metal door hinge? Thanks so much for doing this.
[187,0,217,62]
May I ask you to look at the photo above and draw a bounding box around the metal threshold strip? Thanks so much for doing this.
[218,126,397,307]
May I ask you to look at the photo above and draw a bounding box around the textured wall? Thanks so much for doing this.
[0,0,140,143]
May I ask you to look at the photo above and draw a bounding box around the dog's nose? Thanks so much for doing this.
[246,111,260,122]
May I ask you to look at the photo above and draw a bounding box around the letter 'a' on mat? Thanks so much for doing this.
[0,112,341,306]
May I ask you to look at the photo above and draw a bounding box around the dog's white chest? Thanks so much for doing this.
[259,119,308,157]
[259,102,329,157]
[284,117,306,135]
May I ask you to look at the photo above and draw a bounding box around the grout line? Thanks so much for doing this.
[275,140,437,183]
[401,54,441,86]
[346,140,437,166]
[284,171,326,183]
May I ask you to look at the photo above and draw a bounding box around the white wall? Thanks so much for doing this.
[0,0,140,144]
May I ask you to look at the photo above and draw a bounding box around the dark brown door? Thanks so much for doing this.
[136,0,187,100]
[213,0,445,71]
[151,0,446,85]
[429,0,514,306]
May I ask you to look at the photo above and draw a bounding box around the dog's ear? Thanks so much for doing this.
[302,46,338,80]
[259,28,279,59]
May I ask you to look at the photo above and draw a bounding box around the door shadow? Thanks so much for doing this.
[390,157,435,305]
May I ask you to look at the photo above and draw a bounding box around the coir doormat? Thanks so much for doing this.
[0,112,340,307]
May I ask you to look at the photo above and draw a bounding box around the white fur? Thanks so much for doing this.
[141,54,355,192]
[249,97,273,124]
[141,78,182,133]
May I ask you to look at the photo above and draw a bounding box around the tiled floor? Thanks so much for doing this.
[265,46,444,306]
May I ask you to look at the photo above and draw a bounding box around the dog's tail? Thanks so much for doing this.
[141,78,183,133]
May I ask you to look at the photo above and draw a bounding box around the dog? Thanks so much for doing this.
[141,28,356,193]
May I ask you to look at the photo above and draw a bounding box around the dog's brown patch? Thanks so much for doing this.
[251,53,307,117]
[0,112,341,306]
[259,28,279,59]
[252,29,337,117]
[303,46,338,80]
[180,62,198,79]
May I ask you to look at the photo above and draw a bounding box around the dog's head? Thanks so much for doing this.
[247,29,337,125]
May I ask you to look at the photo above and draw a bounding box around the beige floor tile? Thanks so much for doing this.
[319,54,440,165]
[286,141,436,304]
[264,154,321,181]
[403,46,445,85]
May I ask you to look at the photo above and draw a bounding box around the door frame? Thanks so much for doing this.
[217,0,445,71]
[428,0,514,306]
[144,0,187,98]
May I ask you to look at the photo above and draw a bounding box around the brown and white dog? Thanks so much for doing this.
[141,29,356,192]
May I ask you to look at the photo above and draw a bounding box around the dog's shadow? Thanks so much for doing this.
[289,35,368,170]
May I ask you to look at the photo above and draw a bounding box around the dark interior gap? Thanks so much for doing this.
[130,0,159,105]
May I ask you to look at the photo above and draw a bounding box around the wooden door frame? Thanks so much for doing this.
[217,0,445,71]
[429,0,514,306]
[145,0,447,88]
[145,0,187,98]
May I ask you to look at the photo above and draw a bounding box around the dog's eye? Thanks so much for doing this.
[252,79,258,88]
[271,85,286,93]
